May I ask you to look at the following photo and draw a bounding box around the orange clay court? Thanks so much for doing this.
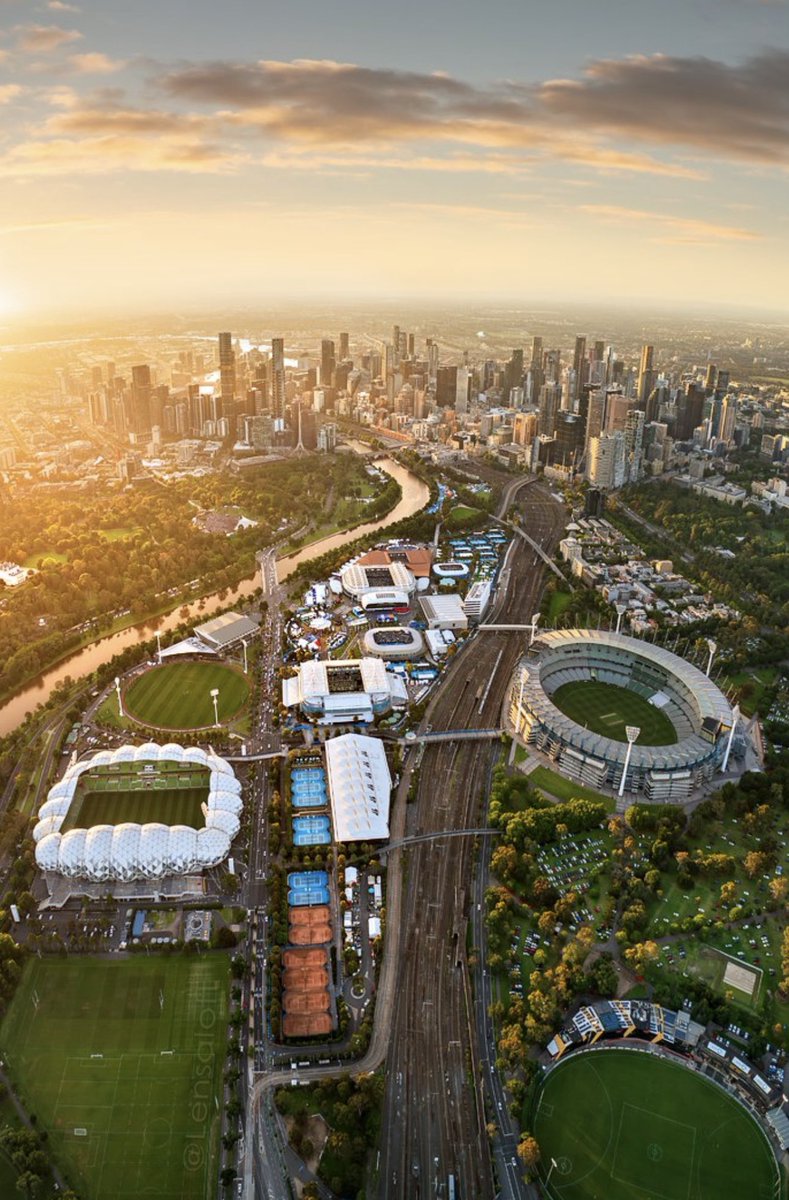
[282,989,329,1014]
[282,966,329,990]
[288,905,331,945]
[282,1013,333,1037]
[283,947,326,968]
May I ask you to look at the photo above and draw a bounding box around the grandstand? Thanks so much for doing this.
[508,629,734,800]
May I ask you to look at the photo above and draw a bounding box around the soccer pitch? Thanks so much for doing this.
[535,1050,781,1200]
[59,764,209,832]
[124,661,250,730]
[551,680,678,745]
[0,957,230,1200]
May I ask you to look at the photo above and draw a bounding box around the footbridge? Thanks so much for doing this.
[395,728,503,746]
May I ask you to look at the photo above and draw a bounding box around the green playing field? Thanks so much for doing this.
[0,956,230,1200]
[551,680,678,745]
[59,763,209,832]
[123,661,250,730]
[534,1050,780,1200]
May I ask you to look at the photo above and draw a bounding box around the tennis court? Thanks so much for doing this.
[291,766,328,809]
[288,870,330,906]
[293,815,332,846]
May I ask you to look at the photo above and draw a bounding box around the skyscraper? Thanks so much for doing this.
[637,344,655,406]
[572,335,587,403]
[339,332,349,361]
[320,339,336,386]
[270,338,285,419]
[129,364,152,433]
[587,432,627,489]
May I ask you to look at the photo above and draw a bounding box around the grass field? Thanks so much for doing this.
[0,957,229,1200]
[529,764,616,812]
[552,680,678,746]
[59,763,209,832]
[124,661,250,729]
[535,1050,780,1200]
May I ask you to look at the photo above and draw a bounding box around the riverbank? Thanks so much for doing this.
[0,454,429,738]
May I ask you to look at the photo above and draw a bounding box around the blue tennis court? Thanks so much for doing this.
[292,791,326,809]
[288,885,330,905]
[288,869,330,906]
[293,815,331,846]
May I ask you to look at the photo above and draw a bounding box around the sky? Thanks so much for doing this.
[1,0,789,319]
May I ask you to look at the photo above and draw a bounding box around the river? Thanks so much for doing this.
[0,453,429,738]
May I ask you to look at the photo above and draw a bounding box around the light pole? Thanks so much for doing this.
[705,638,717,677]
[529,612,541,646]
[115,676,124,718]
[618,725,640,798]
[241,639,248,675]
[615,603,627,635]
[721,703,741,774]
[210,687,220,727]
[155,630,162,665]
[545,1157,559,1192]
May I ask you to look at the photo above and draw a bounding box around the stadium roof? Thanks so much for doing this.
[324,734,391,842]
[194,611,259,649]
[34,743,239,881]
[514,628,733,773]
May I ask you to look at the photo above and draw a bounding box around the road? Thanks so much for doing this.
[376,480,566,1199]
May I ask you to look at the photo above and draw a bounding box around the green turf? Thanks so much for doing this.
[59,763,209,832]
[552,680,678,746]
[535,1050,780,1200]
[529,764,616,811]
[124,661,250,730]
[0,956,229,1200]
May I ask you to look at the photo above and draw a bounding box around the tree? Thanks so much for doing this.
[517,1134,541,1173]
[624,941,659,975]
[769,877,789,905]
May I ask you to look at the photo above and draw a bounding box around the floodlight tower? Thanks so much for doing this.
[721,703,741,774]
[705,638,717,677]
[529,613,541,646]
[241,639,248,674]
[115,676,124,717]
[210,687,220,727]
[615,603,627,635]
[618,725,641,798]
[155,630,162,665]
[545,1158,559,1189]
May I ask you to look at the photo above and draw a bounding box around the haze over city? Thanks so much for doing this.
[1,0,789,317]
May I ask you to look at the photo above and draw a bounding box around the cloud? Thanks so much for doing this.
[47,1,81,11]
[0,84,23,104]
[0,133,240,176]
[579,204,762,243]
[14,23,82,52]
[161,58,705,180]
[68,52,126,75]
[538,50,789,164]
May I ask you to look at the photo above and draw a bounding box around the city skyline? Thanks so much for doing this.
[1,0,789,318]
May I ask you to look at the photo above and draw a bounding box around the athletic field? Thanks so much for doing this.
[0,956,229,1200]
[59,762,209,832]
[534,1049,780,1200]
[124,661,250,730]
[551,680,678,745]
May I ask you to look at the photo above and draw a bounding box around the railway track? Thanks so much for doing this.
[377,483,566,1199]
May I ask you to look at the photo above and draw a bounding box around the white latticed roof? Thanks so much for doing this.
[33,743,240,880]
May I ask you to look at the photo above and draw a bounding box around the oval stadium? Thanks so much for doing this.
[508,629,734,802]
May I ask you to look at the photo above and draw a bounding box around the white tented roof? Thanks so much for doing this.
[324,734,392,842]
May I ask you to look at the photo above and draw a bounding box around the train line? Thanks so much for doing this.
[377,482,566,1199]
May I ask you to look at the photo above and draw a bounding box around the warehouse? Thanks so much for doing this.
[418,594,468,631]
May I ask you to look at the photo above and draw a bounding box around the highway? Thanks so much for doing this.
[376,480,566,1199]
